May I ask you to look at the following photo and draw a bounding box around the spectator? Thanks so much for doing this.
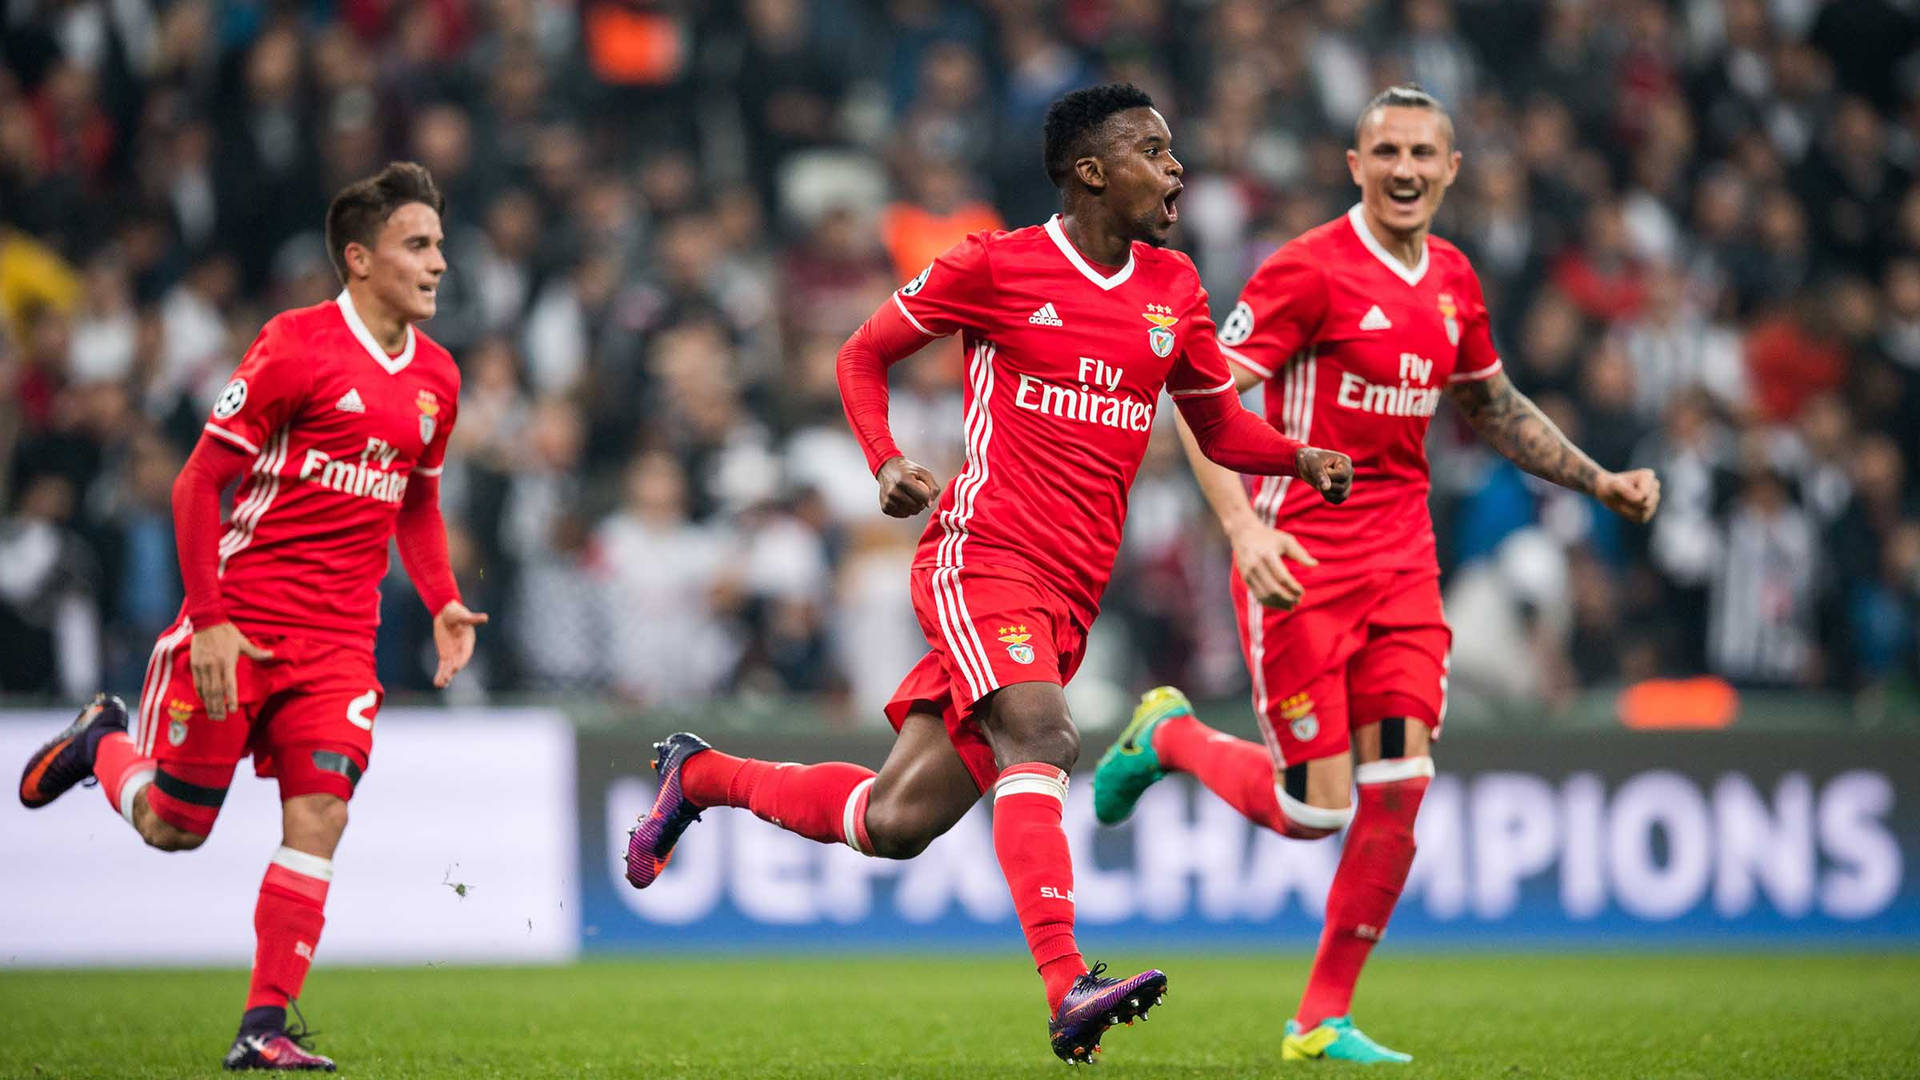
[597,451,740,705]
[1,0,1916,718]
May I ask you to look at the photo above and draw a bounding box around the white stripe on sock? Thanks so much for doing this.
[1355,757,1435,785]
[1277,786,1354,831]
[993,771,1068,804]
[842,777,875,854]
[119,768,155,826]
[271,845,334,881]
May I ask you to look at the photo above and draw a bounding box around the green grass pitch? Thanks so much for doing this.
[3,952,1916,1078]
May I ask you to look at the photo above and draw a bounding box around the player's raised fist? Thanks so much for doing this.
[876,456,942,518]
[1296,447,1354,505]
[1595,468,1661,525]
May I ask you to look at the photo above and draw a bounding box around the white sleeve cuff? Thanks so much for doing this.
[203,424,260,455]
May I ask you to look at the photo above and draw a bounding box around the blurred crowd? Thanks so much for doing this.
[2,0,1917,723]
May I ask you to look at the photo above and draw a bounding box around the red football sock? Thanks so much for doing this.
[1153,714,1288,829]
[680,750,877,852]
[991,763,1086,1011]
[1154,713,1347,838]
[93,731,155,827]
[1296,764,1430,1029]
[247,847,331,1012]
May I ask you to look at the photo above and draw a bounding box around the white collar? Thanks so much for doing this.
[1346,204,1428,287]
[336,289,416,375]
[1044,215,1135,291]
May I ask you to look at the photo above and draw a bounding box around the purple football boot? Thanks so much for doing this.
[624,732,712,889]
[1049,963,1169,1064]
[223,1033,336,1071]
[19,693,127,809]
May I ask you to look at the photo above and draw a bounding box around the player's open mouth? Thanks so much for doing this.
[1388,187,1422,206]
[1162,185,1182,222]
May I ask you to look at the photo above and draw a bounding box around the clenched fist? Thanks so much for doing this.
[877,456,942,518]
[1595,468,1661,524]
[1297,447,1354,505]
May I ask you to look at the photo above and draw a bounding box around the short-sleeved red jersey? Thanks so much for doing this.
[201,291,460,646]
[1219,205,1501,577]
[894,215,1242,627]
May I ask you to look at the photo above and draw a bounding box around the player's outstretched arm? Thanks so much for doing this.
[1172,411,1319,610]
[1445,371,1661,523]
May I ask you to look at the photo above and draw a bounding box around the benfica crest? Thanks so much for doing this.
[1438,292,1461,346]
[1142,304,1178,358]
[1280,692,1319,742]
[416,389,441,445]
[998,625,1035,665]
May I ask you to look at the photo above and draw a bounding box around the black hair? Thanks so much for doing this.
[325,161,445,283]
[1353,84,1452,148]
[1043,83,1156,189]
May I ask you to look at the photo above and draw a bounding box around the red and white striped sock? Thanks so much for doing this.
[1153,713,1351,838]
[1296,759,1432,1029]
[247,846,331,1012]
[92,731,155,827]
[991,763,1086,1011]
[681,751,877,853]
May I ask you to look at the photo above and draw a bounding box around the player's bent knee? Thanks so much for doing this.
[861,803,938,860]
[994,719,1078,773]
[140,818,207,851]
[285,794,351,847]
[982,686,1079,771]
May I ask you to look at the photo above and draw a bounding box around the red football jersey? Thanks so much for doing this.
[894,215,1242,626]
[1219,205,1502,576]
[200,291,461,647]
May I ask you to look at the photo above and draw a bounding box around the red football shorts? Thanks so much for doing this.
[1232,566,1450,767]
[131,615,384,835]
[886,563,1088,793]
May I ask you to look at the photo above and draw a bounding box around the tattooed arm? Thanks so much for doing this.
[1445,371,1662,524]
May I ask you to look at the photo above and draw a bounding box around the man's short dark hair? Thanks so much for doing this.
[1043,83,1156,189]
[1354,84,1452,148]
[325,162,445,283]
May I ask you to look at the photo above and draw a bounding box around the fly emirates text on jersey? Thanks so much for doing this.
[1335,352,1443,418]
[1013,356,1156,433]
[298,437,411,504]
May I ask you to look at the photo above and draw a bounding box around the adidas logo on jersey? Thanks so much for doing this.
[1359,305,1393,331]
[335,388,366,413]
[1029,302,1063,327]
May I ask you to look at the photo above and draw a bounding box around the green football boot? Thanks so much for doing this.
[1281,1017,1412,1064]
[1091,686,1193,825]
